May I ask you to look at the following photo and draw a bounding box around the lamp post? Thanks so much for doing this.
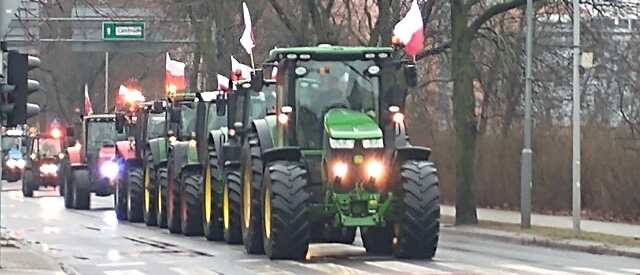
[521,0,534,229]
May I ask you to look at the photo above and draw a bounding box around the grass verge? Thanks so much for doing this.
[441,215,640,247]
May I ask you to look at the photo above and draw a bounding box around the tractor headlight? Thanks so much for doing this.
[100,161,119,179]
[15,159,25,168]
[40,164,58,174]
[366,160,383,179]
[188,139,197,147]
[169,136,177,145]
[362,138,384,149]
[329,138,355,149]
[332,162,348,178]
[6,158,16,168]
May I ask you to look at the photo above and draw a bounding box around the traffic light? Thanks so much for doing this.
[0,51,15,119]
[4,51,40,127]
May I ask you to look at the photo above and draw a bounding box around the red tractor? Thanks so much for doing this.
[63,114,123,210]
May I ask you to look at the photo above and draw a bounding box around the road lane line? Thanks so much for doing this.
[104,270,147,275]
[296,262,381,275]
[366,261,450,274]
[568,267,627,275]
[241,264,297,275]
[170,267,221,275]
[498,264,575,275]
[97,262,146,267]
[434,261,516,274]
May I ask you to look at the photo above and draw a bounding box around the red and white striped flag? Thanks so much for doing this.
[393,0,424,57]
[239,2,255,55]
[231,56,253,80]
[217,74,237,91]
[165,53,186,93]
[84,83,93,115]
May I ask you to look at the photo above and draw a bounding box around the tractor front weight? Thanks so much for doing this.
[330,190,393,227]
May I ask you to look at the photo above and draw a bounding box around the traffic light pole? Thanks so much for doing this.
[104,51,109,113]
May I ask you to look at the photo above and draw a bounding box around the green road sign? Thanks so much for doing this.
[102,22,145,40]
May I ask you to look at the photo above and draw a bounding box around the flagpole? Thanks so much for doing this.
[249,53,256,70]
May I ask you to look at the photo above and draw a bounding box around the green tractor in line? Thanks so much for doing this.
[239,45,439,260]
[146,94,197,231]
[201,78,276,244]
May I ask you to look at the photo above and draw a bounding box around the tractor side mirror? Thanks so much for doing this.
[216,94,226,116]
[251,69,264,92]
[115,113,126,133]
[65,127,74,137]
[170,107,182,123]
[403,65,418,88]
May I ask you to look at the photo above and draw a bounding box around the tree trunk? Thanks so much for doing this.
[451,0,478,225]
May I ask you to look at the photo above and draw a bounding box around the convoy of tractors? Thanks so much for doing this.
[19,45,441,261]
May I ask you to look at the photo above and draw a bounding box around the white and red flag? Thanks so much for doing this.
[239,2,255,55]
[165,53,186,92]
[84,83,93,115]
[392,0,424,57]
[271,67,278,79]
[231,56,253,80]
[217,74,237,91]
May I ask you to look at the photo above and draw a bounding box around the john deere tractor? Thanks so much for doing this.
[151,93,199,233]
[238,45,439,260]
[203,78,276,244]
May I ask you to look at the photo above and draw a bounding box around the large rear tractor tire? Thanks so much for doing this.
[21,170,35,197]
[223,169,242,244]
[240,133,265,254]
[262,161,311,260]
[391,160,440,259]
[71,169,91,210]
[155,167,169,228]
[180,169,204,236]
[203,145,223,241]
[63,165,74,209]
[114,178,128,221]
[362,225,393,255]
[127,167,145,222]
[143,158,157,226]
[167,168,182,234]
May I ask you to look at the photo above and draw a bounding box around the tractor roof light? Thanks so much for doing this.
[233,122,243,129]
[281,106,293,114]
[392,112,404,123]
[51,128,61,139]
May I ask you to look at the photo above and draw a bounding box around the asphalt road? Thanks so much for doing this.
[2,181,639,275]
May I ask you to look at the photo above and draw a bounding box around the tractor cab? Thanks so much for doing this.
[1,127,27,181]
[22,128,66,197]
[167,93,201,142]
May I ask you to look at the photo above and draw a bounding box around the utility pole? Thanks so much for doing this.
[520,0,534,229]
[104,52,109,113]
[571,0,582,235]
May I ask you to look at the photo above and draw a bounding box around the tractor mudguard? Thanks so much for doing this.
[396,146,432,162]
[115,140,136,161]
[170,142,199,177]
[252,118,274,152]
[394,123,410,147]
[66,146,83,166]
[262,146,302,164]
[148,138,168,166]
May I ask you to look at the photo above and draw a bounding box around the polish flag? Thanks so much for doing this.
[84,84,93,115]
[165,53,186,92]
[392,0,424,57]
[239,2,255,55]
[231,56,253,80]
[217,74,236,91]
[271,67,278,79]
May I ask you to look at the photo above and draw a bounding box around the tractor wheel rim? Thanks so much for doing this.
[223,183,229,229]
[144,165,150,212]
[157,183,162,214]
[242,166,251,228]
[204,167,212,223]
[263,189,271,239]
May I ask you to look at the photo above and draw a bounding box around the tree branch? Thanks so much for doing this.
[469,0,547,35]
[416,42,451,60]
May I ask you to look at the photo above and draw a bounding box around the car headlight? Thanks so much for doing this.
[100,161,120,179]
[362,138,384,149]
[366,160,383,179]
[6,158,16,168]
[332,162,348,178]
[40,164,58,174]
[15,159,25,168]
[329,138,355,149]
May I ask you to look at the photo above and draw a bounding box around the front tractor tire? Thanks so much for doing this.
[155,167,169,228]
[143,160,157,226]
[390,160,440,259]
[223,170,242,244]
[114,177,128,221]
[21,170,36,197]
[262,161,311,260]
[240,133,266,254]
[180,169,204,236]
[127,167,145,222]
[70,169,91,210]
[202,147,223,241]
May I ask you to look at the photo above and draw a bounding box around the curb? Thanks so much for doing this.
[441,226,640,259]
[2,231,72,274]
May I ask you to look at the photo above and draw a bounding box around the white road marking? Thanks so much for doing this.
[620,268,640,274]
[435,261,516,274]
[104,270,147,275]
[568,267,627,275]
[97,262,146,267]
[297,262,381,275]
[170,267,221,275]
[499,264,575,275]
[366,261,450,274]
[242,263,297,275]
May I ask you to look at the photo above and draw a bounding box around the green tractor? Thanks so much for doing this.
[147,94,197,231]
[239,45,439,260]
[202,78,276,244]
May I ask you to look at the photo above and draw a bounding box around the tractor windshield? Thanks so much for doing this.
[180,104,197,136]
[1,137,23,151]
[86,121,116,151]
[38,138,62,155]
[295,60,379,117]
[205,103,227,131]
[147,113,166,138]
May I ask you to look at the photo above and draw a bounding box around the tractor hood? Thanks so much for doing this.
[323,109,382,139]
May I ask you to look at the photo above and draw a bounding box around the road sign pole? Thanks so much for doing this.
[104,51,109,113]
[572,0,582,235]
